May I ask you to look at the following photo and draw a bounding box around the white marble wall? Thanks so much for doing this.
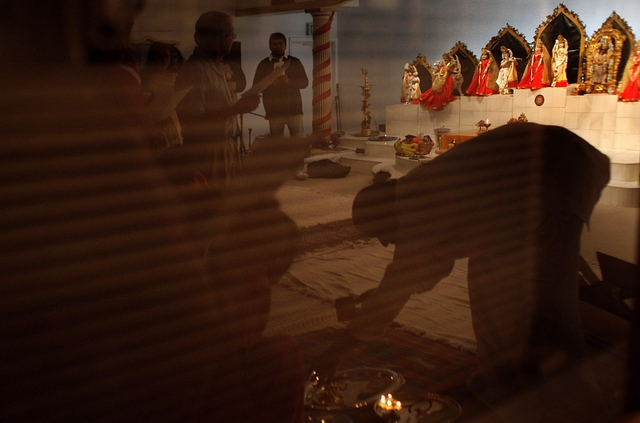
[385,90,640,207]
[386,88,640,152]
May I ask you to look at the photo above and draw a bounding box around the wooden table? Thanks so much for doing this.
[439,129,481,150]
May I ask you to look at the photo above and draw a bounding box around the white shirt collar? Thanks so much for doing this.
[269,54,288,62]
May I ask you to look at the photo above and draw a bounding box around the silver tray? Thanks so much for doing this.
[373,391,461,423]
[304,367,405,411]
[304,410,354,423]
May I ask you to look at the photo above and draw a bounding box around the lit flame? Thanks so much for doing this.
[378,394,402,411]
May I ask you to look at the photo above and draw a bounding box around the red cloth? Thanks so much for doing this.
[518,53,549,90]
[619,56,640,102]
[466,59,498,96]
[419,74,456,110]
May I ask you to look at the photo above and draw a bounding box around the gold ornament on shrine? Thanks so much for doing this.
[360,69,373,136]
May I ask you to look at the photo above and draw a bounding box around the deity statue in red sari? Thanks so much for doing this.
[618,42,640,102]
[518,39,552,90]
[420,53,457,110]
[466,49,499,96]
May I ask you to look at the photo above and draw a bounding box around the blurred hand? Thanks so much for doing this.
[235,94,260,114]
[275,74,289,84]
[309,330,360,385]
[310,350,344,386]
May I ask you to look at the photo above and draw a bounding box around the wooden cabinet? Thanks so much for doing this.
[439,130,480,150]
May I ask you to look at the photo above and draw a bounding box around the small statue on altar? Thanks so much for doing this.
[401,63,413,103]
[496,46,519,95]
[618,42,640,102]
[360,68,373,136]
[588,35,614,93]
[551,35,569,87]
[507,113,529,124]
[518,39,552,90]
[419,53,457,110]
[450,54,464,96]
[466,48,499,96]
[409,71,421,102]
[402,63,421,104]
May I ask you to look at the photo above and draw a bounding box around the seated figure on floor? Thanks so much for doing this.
[311,123,614,423]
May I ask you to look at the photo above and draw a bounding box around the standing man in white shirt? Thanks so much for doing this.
[253,33,309,138]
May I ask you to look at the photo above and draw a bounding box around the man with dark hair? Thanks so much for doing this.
[313,123,614,422]
[253,32,309,138]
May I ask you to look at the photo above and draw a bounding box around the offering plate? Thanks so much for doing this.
[304,410,354,423]
[304,367,405,411]
[373,391,461,423]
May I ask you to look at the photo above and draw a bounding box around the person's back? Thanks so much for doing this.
[141,42,185,153]
[174,11,260,189]
[343,123,612,422]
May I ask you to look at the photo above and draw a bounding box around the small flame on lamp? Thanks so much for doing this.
[378,394,402,411]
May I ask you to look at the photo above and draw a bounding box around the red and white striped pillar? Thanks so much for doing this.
[308,10,335,141]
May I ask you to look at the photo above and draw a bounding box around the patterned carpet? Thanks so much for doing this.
[280,219,495,422]
[297,218,370,252]
[275,219,629,422]
[297,326,492,422]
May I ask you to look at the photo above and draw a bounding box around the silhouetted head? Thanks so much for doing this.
[194,11,234,59]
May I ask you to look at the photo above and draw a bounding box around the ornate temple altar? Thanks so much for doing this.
[334,85,639,208]
[338,5,639,208]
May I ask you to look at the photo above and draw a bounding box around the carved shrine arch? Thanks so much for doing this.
[448,42,478,94]
[534,4,586,84]
[486,24,531,83]
[412,55,434,94]
[585,24,626,94]
[602,12,636,84]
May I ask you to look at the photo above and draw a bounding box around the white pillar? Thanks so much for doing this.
[307,10,335,141]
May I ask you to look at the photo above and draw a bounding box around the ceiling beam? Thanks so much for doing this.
[235,0,350,17]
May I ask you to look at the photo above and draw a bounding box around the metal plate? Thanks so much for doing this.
[304,410,354,423]
[304,367,405,411]
[373,391,462,423]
